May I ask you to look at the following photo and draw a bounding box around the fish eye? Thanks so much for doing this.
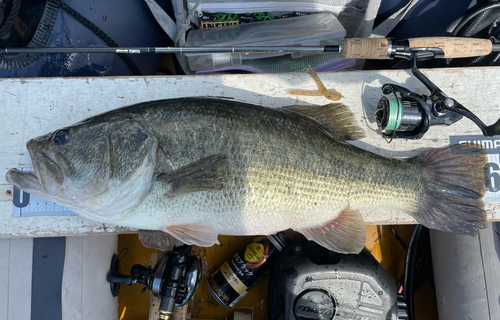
[54,129,69,145]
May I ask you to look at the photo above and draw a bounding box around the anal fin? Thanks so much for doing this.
[295,208,366,254]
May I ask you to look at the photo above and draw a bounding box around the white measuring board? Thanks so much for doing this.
[11,168,77,217]
[450,136,500,202]
[1,68,500,237]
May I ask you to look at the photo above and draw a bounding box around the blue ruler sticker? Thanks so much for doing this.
[11,168,77,217]
[450,135,500,202]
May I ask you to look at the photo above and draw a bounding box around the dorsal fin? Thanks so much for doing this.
[283,103,365,141]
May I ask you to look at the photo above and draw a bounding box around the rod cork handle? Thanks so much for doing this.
[408,37,492,58]
[341,37,493,59]
[340,38,390,59]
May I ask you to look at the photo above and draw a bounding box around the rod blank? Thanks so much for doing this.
[1,46,337,55]
[2,38,499,59]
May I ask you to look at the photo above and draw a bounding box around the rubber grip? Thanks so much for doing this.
[408,37,492,58]
[340,38,389,59]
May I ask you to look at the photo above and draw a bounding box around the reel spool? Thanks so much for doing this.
[376,96,423,135]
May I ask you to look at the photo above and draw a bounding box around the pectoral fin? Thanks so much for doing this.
[295,208,366,254]
[156,154,229,197]
[164,225,220,247]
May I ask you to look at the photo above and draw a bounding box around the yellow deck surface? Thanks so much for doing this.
[118,226,437,320]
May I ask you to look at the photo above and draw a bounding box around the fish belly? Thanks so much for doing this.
[117,141,425,236]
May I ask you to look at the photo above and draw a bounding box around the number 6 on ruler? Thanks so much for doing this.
[484,162,500,192]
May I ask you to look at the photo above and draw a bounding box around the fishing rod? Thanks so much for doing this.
[2,37,500,60]
[4,36,500,140]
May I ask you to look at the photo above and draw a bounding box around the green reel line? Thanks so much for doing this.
[382,97,403,132]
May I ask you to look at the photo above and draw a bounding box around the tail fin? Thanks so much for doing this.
[412,144,487,235]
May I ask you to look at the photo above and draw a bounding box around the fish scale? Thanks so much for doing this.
[5,97,487,254]
[122,101,423,233]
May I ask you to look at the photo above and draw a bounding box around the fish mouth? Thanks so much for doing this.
[5,168,44,196]
[5,139,66,196]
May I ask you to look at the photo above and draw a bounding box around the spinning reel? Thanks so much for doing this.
[107,245,201,320]
[375,52,500,141]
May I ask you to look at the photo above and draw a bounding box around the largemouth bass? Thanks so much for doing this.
[5,98,487,253]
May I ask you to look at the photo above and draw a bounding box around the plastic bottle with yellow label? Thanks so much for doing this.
[208,232,290,307]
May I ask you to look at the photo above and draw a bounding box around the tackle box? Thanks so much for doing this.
[184,12,346,71]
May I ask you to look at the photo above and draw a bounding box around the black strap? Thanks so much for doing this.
[1,0,143,73]
[0,0,60,69]
[0,0,22,37]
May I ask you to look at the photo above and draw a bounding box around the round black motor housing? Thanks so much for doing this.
[268,241,403,320]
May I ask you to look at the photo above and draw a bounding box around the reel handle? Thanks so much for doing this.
[440,101,500,137]
[341,37,492,59]
[486,118,500,137]
[106,271,137,286]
